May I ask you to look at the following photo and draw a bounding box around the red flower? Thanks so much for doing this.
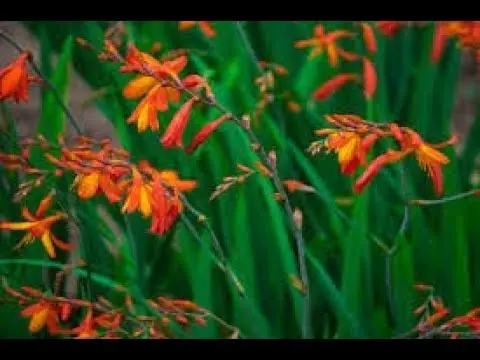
[0,52,41,103]
[186,114,230,154]
[362,57,377,99]
[360,23,377,53]
[312,73,359,101]
[161,97,198,149]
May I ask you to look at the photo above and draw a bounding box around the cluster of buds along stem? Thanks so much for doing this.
[409,284,480,339]
[1,275,233,339]
[252,60,300,121]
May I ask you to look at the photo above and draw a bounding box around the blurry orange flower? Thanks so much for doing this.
[148,168,197,236]
[158,170,197,193]
[353,149,408,194]
[397,128,453,195]
[122,48,186,134]
[360,23,377,53]
[20,299,61,334]
[178,21,216,38]
[182,74,214,100]
[127,84,180,133]
[121,45,186,120]
[431,22,450,63]
[186,114,231,154]
[0,52,41,103]
[362,57,377,99]
[121,167,153,218]
[432,21,480,65]
[0,191,72,258]
[354,127,454,194]
[376,21,403,37]
[95,312,122,331]
[161,97,198,149]
[74,170,123,203]
[71,308,98,339]
[294,24,357,66]
[122,54,186,99]
[149,178,182,236]
[321,129,379,175]
[312,73,359,101]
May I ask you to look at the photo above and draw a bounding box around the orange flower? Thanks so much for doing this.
[126,84,181,133]
[161,97,198,149]
[322,130,379,175]
[122,55,186,99]
[397,129,453,195]
[0,192,72,258]
[186,114,230,154]
[71,307,98,339]
[58,302,73,322]
[148,169,195,237]
[157,170,197,193]
[362,57,377,99]
[312,73,359,101]
[20,299,61,334]
[0,52,41,103]
[181,74,214,100]
[376,21,403,37]
[122,49,186,134]
[74,170,123,203]
[353,126,454,194]
[360,23,377,53]
[353,149,409,194]
[431,22,450,63]
[178,21,216,38]
[95,313,122,331]
[295,24,357,66]
[121,167,153,218]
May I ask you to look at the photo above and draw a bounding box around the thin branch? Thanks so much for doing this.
[234,21,312,338]
[410,189,478,206]
[397,164,410,238]
[179,194,245,296]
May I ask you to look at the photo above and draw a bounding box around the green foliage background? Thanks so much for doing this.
[0,21,479,339]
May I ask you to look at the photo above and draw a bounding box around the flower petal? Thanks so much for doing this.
[41,231,56,258]
[123,76,157,99]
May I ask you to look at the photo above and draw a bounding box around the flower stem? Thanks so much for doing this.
[409,189,478,206]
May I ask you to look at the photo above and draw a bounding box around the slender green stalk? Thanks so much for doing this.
[410,189,479,206]
[234,20,311,338]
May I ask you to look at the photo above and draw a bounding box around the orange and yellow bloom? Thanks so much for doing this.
[0,191,72,258]
[71,307,98,339]
[121,167,153,218]
[20,299,61,334]
[311,114,455,195]
[186,114,231,154]
[161,97,198,149]
[0,52,41,103]
[122,46,187,133]
[178,21,216,38]
[294,24,357,66]
[312,73,359,101]
[74,169,123,203]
